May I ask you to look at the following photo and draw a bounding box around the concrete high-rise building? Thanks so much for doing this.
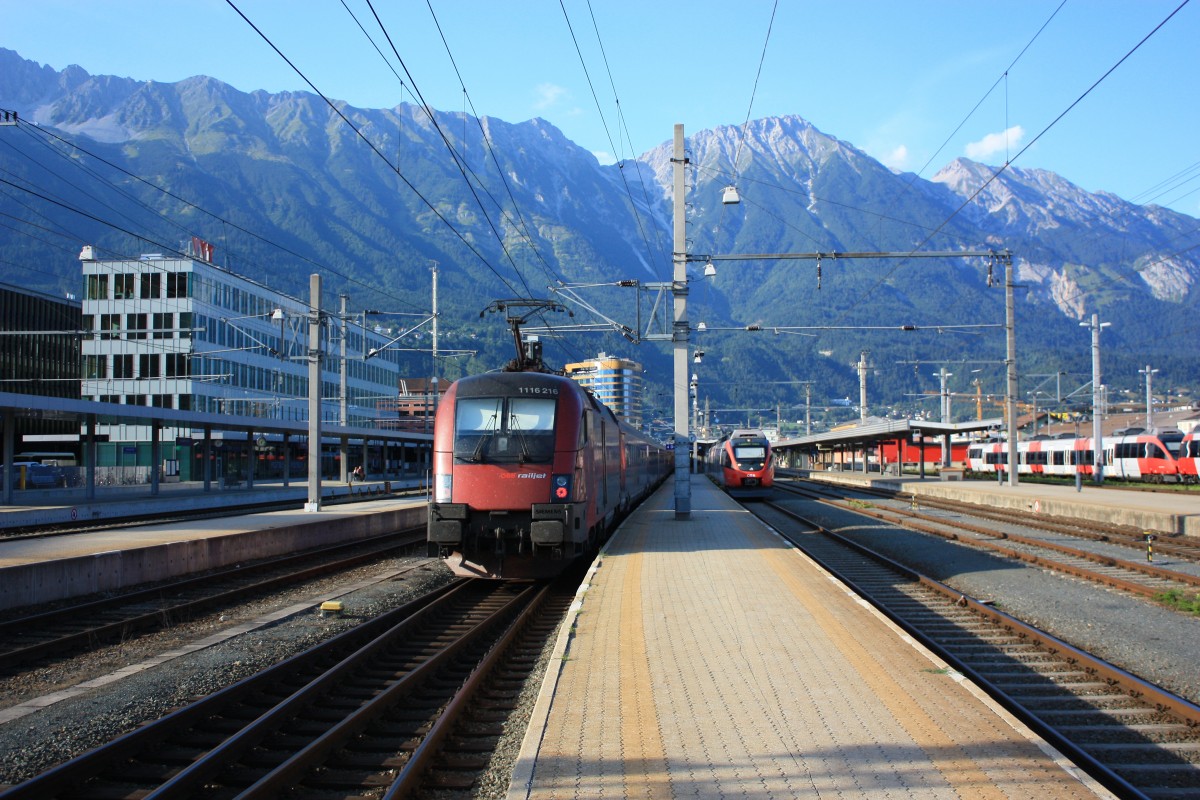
[78,242,408,475]
[563,353,643,427]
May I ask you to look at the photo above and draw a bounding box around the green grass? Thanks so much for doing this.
[1157,589,1200,616]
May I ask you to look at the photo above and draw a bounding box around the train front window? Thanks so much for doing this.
[733,444,766,468]
[454,396,556,463]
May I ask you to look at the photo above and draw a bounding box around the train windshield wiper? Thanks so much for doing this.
[467,413,498,463]
[509,415,532,464]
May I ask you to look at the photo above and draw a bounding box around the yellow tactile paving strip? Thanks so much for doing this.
[509,476,1112,799]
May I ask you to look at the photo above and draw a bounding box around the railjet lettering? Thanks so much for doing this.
[500,472,548,479]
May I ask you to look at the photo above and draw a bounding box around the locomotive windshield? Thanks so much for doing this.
[733,444,767,467]
[454,396,557,464]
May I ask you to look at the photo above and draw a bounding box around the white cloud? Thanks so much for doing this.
[965,125,1025,160]
[881,144,909,170]
[593,151,616,166]
[533,83,568,111]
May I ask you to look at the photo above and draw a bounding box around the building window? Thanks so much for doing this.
[83,355,107,379]
[114,274,135,299]
[86,274,109,300]
[140,273,162,299]
[166,353,190,378]
[127,313,147,340]
[153,312,173,339]
[139,353,161,378]
[113,354,134,379]
[100,314,121,340]
[179,312,194,339]
[167,272,190,298]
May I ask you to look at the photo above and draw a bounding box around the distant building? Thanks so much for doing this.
[376,377,448,432]
[0,280,81,399]
[0,280,81,442]
[563,352,643,427]
[78,243,407,470]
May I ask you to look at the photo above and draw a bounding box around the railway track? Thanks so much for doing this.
[790,472,1200,562]
[0,527,426,671]
[0,576,570,799]
[751,500,1200,799]
[775,479,1200,603]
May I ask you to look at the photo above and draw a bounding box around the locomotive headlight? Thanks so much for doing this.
[435,473,452,503]
[551,473,572,502]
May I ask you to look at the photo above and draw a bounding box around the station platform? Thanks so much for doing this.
[509,475,1112,799]
[0,475,427,531]
[803,470,1200,537]
[0,494,427,611]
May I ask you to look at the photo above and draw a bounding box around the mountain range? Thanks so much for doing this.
[2,47,1197,421]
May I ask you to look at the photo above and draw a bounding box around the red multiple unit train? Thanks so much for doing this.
[705,429,775,498]
[966,429,1191,483]
[427,370,671,579]
[1180,431,1200,483]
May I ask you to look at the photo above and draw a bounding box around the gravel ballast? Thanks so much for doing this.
[3,505,1199,797]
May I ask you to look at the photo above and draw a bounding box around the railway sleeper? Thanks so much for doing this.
[1054,722,1195,740]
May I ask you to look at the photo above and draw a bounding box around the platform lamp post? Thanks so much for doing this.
[1082,314,1111,484]
[935,367,953,466]
[338,293,349,484]
[305,273,323,512]
[671,123,691,519]
[1139,365,1158,432]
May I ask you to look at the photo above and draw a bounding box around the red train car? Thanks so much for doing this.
[427,370,670,579]
[966,431,1180,482]
[1176,431,1199,484]
[706,429,775,499]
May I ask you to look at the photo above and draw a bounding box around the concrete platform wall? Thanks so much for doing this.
[0,505,426,611]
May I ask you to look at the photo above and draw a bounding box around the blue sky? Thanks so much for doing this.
[5,0,1198,216]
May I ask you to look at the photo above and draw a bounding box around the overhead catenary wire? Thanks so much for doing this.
[1,112,428,313]
[353,0,595,364]
[356,0,534,299]
[223,0,527,302]
[703,1,778,260]
[729,0,779,187]
[556,0,669,283]
[827,0,1192,328]
[581,0,669,281]
[420,0,566,289]
[903,0,1069,187]
[339,0,555,294]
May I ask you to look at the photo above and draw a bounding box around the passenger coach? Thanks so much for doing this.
[966,430,1180,482]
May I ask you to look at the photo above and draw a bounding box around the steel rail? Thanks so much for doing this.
[759,500,1200,799]
[0,527,425,669]
[0,580,469,800]
[775,481,1200,598]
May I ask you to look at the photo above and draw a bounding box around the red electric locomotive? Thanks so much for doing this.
[706,429,775,499]
[427,370,670,579]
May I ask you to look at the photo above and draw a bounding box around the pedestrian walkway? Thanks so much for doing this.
[508,475,1111,799]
